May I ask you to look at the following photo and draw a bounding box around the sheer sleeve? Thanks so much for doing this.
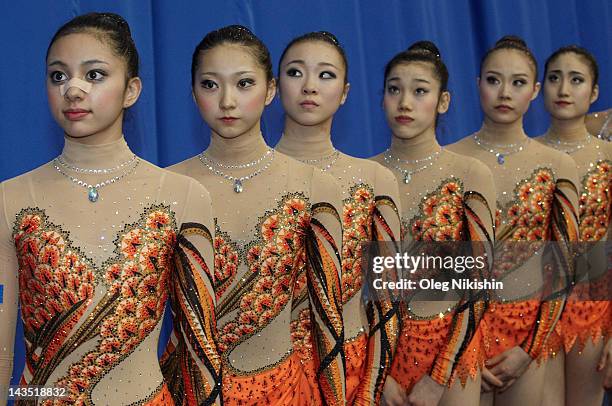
[162,180,221,405]
[0,182,18,406]
[520,154,580,358]
[431,161,495,385]
[306,169,346,406]
[354,165,401,404]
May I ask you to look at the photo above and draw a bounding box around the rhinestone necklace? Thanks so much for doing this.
[473,134,530,165]
[383,150,441,184]
[53,158,140,202]
[298,150,340,172]
[56,154,138,174]
[203,149,273,170]
[198,148,275,193]
[542,133,592,154]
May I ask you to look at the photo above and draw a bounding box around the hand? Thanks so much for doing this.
[406,375,444,406]
[597,338,612,390]
[481,366,503,392]
[382,375,408,406]
[486,346,532,392]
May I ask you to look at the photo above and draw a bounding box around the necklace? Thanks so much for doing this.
[198,148,275,193]
[473,134,530,165]
[53,158,140,202]
[543,133,592,154]
[203,149,273,170]
[383,150,441,184]
[298,150,340,172]
[56,154,138,174]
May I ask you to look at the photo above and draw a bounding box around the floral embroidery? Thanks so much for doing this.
[213,225,239,300]
[496,168,555,239]
[408,179,465,241]
[290,308,313,360]
[341,184,375,304]
[216,194,311,355]
[579,160,611,241]
[13,206,176,406]
[493,168,556,278]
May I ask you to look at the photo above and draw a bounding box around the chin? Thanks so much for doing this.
[392,131,422,140]
[288,113,326,127]
[212,126,251,140]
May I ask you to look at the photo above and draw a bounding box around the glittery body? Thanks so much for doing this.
[535,135,612,357]
[0,138,220,405]
[162,152,345,406]
[374,148,496,391]
[290,152,402,405]
[448,135,580,361]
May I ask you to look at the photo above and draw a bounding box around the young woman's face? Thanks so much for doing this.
[46,33,139,139]
[279,40,349,127]
[543,52,598,121]
[479,49,540,125]
[192,44,275,139]
[383,61,448,139]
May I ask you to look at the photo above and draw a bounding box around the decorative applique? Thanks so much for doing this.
[13,205,177,406]
[290,308,313,360]
[492,168,556,278]
[496,168,556,241]
[341,184,375,304]
[216,194,311,355]
[407,179,465,241]
[213,224,239,300]
[578,160,611,240]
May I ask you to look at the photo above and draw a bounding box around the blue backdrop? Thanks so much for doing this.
[1,0,610,390]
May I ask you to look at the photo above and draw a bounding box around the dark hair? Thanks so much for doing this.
[544,45,599,88]
[278,31,348,84]
[383,40,449,94]
[47,12,139,79]
[480,35,537,81]
[191,25,273,85]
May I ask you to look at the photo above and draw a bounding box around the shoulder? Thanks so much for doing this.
[165,155,202,177]
[592,137,612,160]
[445,134,475,154]
[0,161,52,199]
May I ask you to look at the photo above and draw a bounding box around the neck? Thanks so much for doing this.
[388,128,441,160]
[478,116,527,144]
[547,116,589,142]
[60,135,134,168]
[206,126,270,163]
[275,116,335,159]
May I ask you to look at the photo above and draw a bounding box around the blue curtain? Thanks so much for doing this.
[2,0,610,390]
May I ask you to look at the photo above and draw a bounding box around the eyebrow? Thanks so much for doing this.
[47,59,109,67]
[486,70,529,78]
[284,59,339,69]
[548,69,585,76]
[386,77,431,84]
[200,70,256,76]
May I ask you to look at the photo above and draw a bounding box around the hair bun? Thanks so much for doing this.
[407,40,441,59]
[495,35,527,49]
[98,13,131,34]
[317,31,340,46]
[220,25,256,41]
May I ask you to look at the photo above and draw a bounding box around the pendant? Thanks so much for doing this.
[403,172,412,184]
[233,179,243,193]
[88,187,99,202]
[497,154,505,165]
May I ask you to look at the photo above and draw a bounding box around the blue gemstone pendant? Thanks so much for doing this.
[497,154,505,165]
[88,187,99,202]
